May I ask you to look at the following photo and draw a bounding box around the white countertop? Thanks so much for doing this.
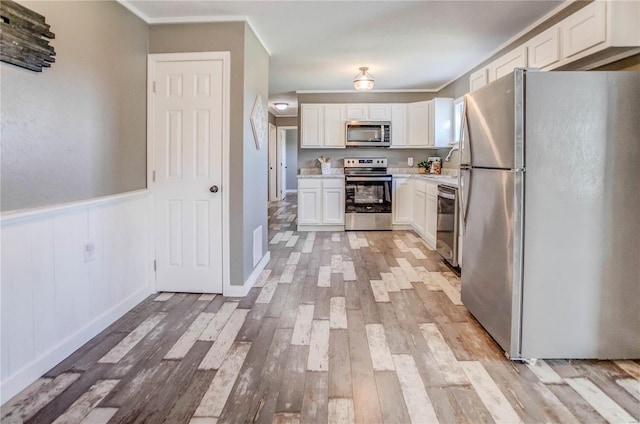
[297,168,458,187]
[394,174,459,187]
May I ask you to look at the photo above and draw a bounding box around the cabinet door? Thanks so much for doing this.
[322,187,345,224]
[470,68,488,92]
[324,104,347,148]
[346,104,368,120]
[412,183,426,236]
[298,188,322,225]
[390,104,408,148]
[393,178,413,224]
[407,101,430,148]
[527,27,561,69]
[301,104,324,148]
[424,191,438,249]
[491,46,527,81]
[430,98,453,148]
[369,104,392,120]
[561,1,606,58]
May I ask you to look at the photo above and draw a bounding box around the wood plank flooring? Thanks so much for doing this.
[3,195,639,423]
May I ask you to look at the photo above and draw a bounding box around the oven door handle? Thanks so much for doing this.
[438,192,456,200]
[345,176,392,182]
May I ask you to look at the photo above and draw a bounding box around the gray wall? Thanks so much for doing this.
[242,24,270,282]
[285,130,298,190]
[276,116,298,126]
[149,21,269,286]
[1,1,148,212]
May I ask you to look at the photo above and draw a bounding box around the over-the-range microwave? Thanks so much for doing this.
[345,121,391,147]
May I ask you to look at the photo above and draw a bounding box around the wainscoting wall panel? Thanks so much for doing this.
[0,190,154,404]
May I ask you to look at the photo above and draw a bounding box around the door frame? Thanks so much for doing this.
[277,125,297,196]
[268,123,278,201]
[147,51,231,295]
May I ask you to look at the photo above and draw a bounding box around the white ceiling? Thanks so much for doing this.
[123,1,566,115]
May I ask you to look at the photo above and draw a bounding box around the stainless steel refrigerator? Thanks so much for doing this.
[460,69,640,360]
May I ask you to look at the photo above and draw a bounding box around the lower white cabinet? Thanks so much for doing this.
[424,184,438,248]
[396,177,439,249]
[392,177,413,224]
[298,179,322,225]
[298,178,345,229]
[412,180,427,236]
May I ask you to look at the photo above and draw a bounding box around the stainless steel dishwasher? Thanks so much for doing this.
[436,184,459,267]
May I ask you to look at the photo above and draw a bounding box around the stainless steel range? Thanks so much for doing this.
[344,158,392,231]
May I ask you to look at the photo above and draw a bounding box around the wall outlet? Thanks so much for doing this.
[408,157,414,166]
[84,242,96,262]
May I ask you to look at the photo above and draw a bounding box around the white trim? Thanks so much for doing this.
[285,189,297,194]
[226,251,271,297]
[434,0,576,92]
[1,189,150,226]
[271,114,298,118]
[297,225,345,232]
[276,125,297,131]
[0,283,154,404]
[147,52,232,297]
[116,1,272,56]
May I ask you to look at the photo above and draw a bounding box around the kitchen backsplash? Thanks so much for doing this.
[296,147,453,169]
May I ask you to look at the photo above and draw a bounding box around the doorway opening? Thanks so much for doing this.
[268,125,297,202]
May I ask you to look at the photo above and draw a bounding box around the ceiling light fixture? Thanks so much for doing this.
[353,67,374,91]
[274,103,288,111]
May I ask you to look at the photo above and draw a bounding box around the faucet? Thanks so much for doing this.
[444,146,459,162]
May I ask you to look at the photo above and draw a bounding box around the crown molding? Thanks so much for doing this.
[116,1,271,55]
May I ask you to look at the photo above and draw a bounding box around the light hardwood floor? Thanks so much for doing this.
[3,195,639,423]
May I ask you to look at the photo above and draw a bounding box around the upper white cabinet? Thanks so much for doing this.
[561,1,606,58]
[346,104,392,121]
[390,104,408,148]
[323,104,347,148]
[406,99,453,148]
[301,104,345,148]
[489,46,528,82]
[300,104,324,148]
[407,101,430,148]
[469,0,640,86]
[469,68,489,92]
[526,27,561,69]
[429,98,453,147]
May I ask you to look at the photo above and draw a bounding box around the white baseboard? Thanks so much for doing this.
[297,225,344,232]
[0,284,154,404]
[285,189,297,194]
[225,251,271,297]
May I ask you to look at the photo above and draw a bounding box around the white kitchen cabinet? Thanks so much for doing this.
[561,1,606,59]
[368,104,392,120]
[429,98,453,148]
[526,27,561,69]
[300,104,324,148]
[298,178,345,230]
[412,180,427,236]
[392,177,413,224]
[301,104,345,148]
[469,68,489,92]
[324,104,347,148]
[322,179,345,225]
[390,104,408,148]
[489,45,528,82]
[346,104,391,121]
[407,101,430,148]
[424,184,438,249]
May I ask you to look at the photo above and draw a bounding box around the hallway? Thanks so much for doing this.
[2,196,639,423]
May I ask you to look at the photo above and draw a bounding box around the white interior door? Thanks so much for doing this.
[268,123,278,201]
[278,129,287,200]
[151,55,225,293]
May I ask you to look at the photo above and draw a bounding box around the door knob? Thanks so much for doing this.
[210,185,219,193]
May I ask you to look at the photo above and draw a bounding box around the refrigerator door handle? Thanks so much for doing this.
[460,97,471,166]
[459,167,470,234]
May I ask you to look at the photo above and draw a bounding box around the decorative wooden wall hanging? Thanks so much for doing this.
[0,0,55,72]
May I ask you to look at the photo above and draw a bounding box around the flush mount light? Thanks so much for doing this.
[353,66,374,91]
[274,103,288,111]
